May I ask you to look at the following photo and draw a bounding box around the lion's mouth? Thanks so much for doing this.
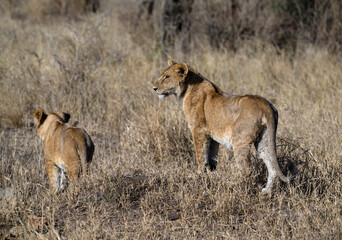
[157,91,170,99]
[158,94,166,99]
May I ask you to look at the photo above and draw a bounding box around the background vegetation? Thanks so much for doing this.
[1,0,341,239]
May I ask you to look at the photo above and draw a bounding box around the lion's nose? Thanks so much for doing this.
[153,87,158,91]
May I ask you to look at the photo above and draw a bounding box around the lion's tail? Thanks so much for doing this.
[267,102,298,183]
[78,130,95,175]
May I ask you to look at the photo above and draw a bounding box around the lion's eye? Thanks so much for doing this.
[163,75,169,81]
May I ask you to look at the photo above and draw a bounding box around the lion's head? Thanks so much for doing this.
[33,109,70,139]
[153,60,189,99]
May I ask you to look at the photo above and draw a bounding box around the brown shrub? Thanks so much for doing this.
[127,0,342,52]
[2,0,100,22]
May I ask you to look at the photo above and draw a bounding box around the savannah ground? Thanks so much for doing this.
[0,0,342,239]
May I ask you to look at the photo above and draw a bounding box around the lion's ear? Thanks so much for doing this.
[168,59,177,67]
[57,111,70,123]
[174,63,189,80]
[33,109,47,126]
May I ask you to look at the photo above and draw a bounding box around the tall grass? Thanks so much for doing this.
[1,0,341,239]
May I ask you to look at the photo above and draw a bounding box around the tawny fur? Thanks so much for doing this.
[33,109,94,193]
[153,60,296,193]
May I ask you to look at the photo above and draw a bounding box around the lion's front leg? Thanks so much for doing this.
[191,128,211,174]
[207,139,219,171]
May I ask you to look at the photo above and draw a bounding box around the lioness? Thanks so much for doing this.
[33,109,94,192]
[153,60,296,193]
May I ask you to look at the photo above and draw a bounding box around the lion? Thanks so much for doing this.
[33,109,94,193]
[153,60,296,193]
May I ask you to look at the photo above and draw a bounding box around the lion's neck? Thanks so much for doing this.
[180,71,223,100]
[177,71,202,99]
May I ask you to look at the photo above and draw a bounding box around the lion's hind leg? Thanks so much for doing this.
[231,132,254,178]
[46,160,60,193]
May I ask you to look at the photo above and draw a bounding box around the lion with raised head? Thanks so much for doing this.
[153,60,296,193]
[33,109,94,193]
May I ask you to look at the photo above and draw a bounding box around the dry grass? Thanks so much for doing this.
[1,1,342,239]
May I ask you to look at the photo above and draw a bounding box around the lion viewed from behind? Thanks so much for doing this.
[33,109,94,193]
[153,60,297,194]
